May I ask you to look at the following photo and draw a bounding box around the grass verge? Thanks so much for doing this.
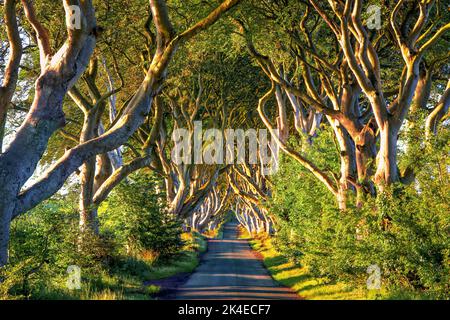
[25,232,207,300]
[239,228,368,300]
[241,228,440,300]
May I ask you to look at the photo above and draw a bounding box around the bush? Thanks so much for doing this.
[269,127,449,298]
[100,173,183,259]
[1,173,185,299]
[0,194,121,298]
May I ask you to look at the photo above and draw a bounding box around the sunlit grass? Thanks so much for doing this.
[239,227,367,300]
[147,252,199,280]
[243,229,443,300]
[25,232,207,300]
[202,219,227,240]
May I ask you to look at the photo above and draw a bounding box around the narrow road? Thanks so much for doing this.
[175,221,299,300]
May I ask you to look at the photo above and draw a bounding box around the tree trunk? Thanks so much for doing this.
[330,119,356,210]
[78,103,102,234]
[275,85,289,143]
[354,125,377,204]
[0,79,87,265]
[0,203,13,266]
[425,79,450,138]
[375,123,400,188]
[79,157,98,234]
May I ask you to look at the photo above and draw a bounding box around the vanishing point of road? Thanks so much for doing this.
[174,220,299,300]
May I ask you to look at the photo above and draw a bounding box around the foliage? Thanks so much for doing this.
[0,197,114,299]
[1,0,449,302]
[269,128,450,299]
[100,173,183,259]
[0,173,192,300]
[239,227,366,300]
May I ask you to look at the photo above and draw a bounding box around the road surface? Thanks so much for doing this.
[174,221,299,300]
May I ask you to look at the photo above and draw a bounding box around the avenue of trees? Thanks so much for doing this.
[0,0,448,299]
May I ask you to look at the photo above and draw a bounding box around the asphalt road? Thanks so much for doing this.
[174,220,299,300]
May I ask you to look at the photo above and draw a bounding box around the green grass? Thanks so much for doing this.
[242,230,443,300]
[22,232,207,300]
[146,232,207,280]
[203,218,229,240]
[240,229,367,300]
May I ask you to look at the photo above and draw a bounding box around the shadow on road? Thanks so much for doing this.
[173,221,299,300]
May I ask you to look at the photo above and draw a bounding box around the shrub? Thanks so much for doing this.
[1,197,112,299]
[269,127,449,298]
[100,173,183,259]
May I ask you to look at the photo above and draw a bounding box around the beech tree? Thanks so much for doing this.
[187,184,231,232]
[229,163,275,234]
[0,0,242,266]
[235,0,449,209]
[0,0,448,300]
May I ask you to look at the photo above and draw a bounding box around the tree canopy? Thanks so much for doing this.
[0,0,448,300]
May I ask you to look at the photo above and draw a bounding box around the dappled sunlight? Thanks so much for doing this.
[174,222,299,300]
[249,237,367,300]
[207,252,259,260]
[1,0,447,303]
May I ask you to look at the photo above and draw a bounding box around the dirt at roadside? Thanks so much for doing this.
[144,272,192,299]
